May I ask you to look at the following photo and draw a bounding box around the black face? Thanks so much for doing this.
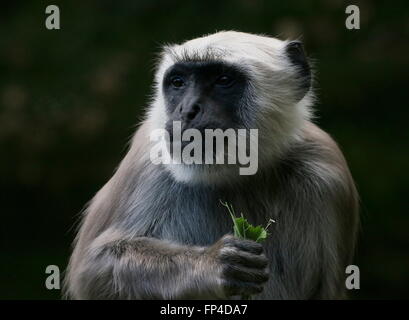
[163,61,248,135]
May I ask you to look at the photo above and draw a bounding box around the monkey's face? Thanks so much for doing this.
[163,61,249,145]
[151,31,313,183]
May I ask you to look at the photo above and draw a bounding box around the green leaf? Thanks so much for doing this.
[233,216,250,238]
[220,200,272,243]
[245,225,268,243]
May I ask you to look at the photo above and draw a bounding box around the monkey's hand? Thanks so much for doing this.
[205,234,270,299]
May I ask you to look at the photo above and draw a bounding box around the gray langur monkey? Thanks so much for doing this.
[65,31,359,299]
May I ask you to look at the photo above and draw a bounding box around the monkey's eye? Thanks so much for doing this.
[215,75,234,87]
[170,76,185,88]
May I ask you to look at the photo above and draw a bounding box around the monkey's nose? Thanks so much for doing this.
[181,103,201,121]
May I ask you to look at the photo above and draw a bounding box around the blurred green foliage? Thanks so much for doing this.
[0,0,408,299]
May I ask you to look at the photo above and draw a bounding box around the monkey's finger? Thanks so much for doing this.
[220,251,268,269]
[224,280,264,297]
[231,238,264,255]
[222,236,263,255]
[223,264,269,284]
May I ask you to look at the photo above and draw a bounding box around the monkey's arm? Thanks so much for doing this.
[68,229,268,299]
[69,227,218,299]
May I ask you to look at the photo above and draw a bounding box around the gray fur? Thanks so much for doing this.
[64,32,359,300]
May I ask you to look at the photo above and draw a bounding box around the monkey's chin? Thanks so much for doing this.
[164,163,241,186]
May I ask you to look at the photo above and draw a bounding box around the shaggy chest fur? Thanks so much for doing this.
[123,163,279,247]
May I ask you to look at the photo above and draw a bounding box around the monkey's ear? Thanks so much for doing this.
[286,41,311,98]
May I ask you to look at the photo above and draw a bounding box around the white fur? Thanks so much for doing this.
[147,31,314,184]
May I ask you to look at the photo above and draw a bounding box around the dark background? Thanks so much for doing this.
[0,0,408,299]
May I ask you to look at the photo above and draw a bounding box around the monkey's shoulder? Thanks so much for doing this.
[275,122,356,197]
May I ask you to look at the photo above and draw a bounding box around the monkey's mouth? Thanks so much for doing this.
[166,134,220,163]
[166,131,242,167]
[162,120,251,167]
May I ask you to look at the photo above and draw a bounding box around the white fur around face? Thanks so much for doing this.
[146,31,314,185]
